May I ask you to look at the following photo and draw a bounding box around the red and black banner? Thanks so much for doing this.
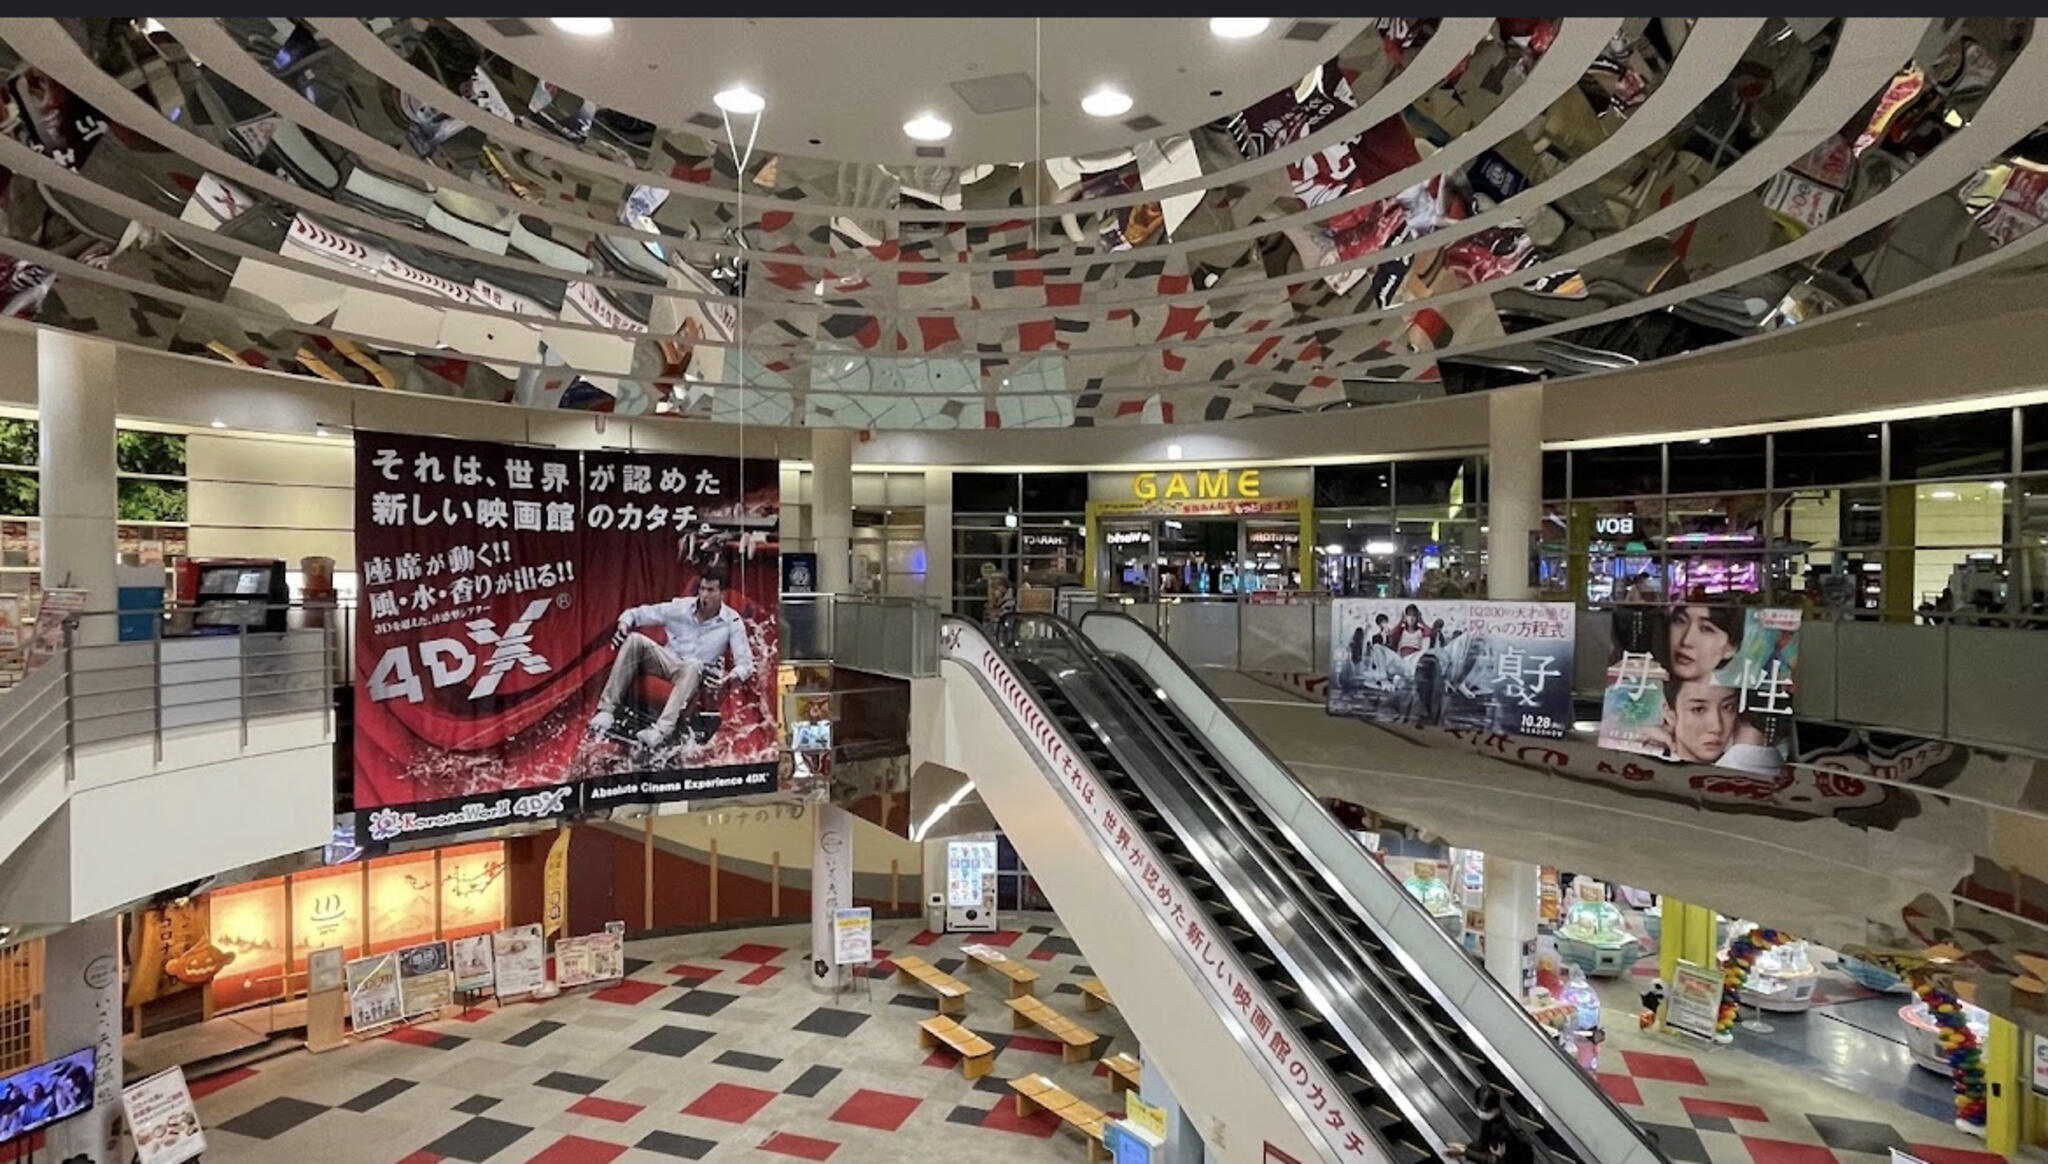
[354,431,779,842]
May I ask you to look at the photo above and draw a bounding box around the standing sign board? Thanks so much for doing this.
[345,952,402,1031]
[1665,959,1724,1040]
[833,908,873,965]
[397,942,454,1015]
[451,934,495,993]
[490,924,548,998]
[122,1066,206,1164]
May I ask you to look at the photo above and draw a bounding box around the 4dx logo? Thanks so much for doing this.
[368,597,555,703]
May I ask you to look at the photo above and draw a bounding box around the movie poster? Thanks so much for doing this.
[354,432,780,842]
[344,952,401,1031]
[1328,599,1574,740]
[1598,604,1801,776]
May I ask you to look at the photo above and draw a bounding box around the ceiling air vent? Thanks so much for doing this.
[949,72,1039,115]
[914,145,947,159]
[686,111,722,130]
[484,18,538,37]
[1283,20,1336,42]
[1121,114,1164,132]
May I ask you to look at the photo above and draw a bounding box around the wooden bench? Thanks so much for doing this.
[1005,995,1099,1063]
[891,954,969,1015]
[1011,1073,1111,1163]
[918,1016,997,1079]
[1100,1051,1141,1095]
[1078,978,1112,1012]
[961,943,1039,998]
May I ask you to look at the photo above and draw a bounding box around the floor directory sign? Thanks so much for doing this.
[945,837,998,932]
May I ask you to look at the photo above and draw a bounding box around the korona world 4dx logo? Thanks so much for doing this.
[367,597,555,703]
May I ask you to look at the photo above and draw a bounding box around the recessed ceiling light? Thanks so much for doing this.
[714,87,766,115]
[1166,443,1183,460]
[903,113,952,142]
[209,419,226,429]
[1081,87,1133,118]
[905,113,950,142]
[1209,17,1271,39]
[1931,489,1959,501]
[550,17,613,36]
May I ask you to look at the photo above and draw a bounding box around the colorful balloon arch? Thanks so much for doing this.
[1912,980,1987,1129]
[1714,926,1789,1039]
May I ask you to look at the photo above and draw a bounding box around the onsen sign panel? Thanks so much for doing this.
[354,432,781,842]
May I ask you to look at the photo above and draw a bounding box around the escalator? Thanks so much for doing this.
[1077,611,1666,1164]
[1005,647,1438,1164]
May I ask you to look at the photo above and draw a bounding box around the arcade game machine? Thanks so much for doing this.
[1738,938,1820,1012]
[1901,993,1990,1074]
[1554,879,1644,976]
[1401,859,1463,939]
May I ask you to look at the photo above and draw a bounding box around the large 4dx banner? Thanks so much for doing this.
[354,431,780,843]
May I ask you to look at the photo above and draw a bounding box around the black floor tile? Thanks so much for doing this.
[1688,1115,1734,1134]
[793,1006,869,1038]
[888,993,932,1010]
[630,1024,717,1058]
[1634,1122,1711,1164]
[1070,963,1092,975]
[636,1129,718,1159]
[783,1065,840,1097]
[664,989,739,1017]
[429,1033,470,1051]
[535,1071,607,1095]
[421,1116,534,1163]
[1053,983,1081,996]
[714,1050,781,1073]
[623,956,652,977]
[1026,925,1054,935]
[972,1074,1012,1095]
[1807,1114,1908,1155]
[947,1103,991,1127]
[219,1097,328,1140]
[503,1019,563,1047]
[933,957,965,975]
[453,1094,500,1114]
[1034,936,1081,958]
[341,1078,415,1113]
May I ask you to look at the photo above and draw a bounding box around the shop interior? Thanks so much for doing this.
[1098,517,1303,598]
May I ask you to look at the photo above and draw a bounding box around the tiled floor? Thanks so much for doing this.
[180,915,1133,1163]
[173,915,2024,1164]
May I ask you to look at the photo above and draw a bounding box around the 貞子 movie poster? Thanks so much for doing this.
[354,431,780,842]
[1328,598,1574,740]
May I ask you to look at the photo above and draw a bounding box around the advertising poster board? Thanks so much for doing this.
[490,924,548,998]
[353,432,781,844]
[590,928,625,981]
[122,1066,206,1164]
[450,934,495,993]
[832,907,873,965]
[555,935,597,989]
[306,946,345,994]
[27,587,88,670]
[344,952,401,1031]
[1329,599,1573,739]
[1665,959,1724,1040]
[396,942,454,1016]
[1599,604,1801,777]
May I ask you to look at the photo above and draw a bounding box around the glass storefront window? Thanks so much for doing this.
[1891,412,2012,480]
[1317,512,1396,596]
[1770,423,1881,488]
[955,472,1019,514]
[2014,478,2048,619]
[1668,434,1766,493]
[1542,451,1569,502]
[1019,472,1087,514]
[1316,464,1393,509]
[1571,445,1663,498]
[1394,457,1479,517]
[2023,404,2048,473]
[1019,524,1084,588]
[1100,523,1154,596]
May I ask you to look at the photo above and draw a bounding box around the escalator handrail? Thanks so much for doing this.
[1001,614,1469,1155]
[1079,609,1670,1164]
[1019,616,1502,1139]
[939,615,1408,1164]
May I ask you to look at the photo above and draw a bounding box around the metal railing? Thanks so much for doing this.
[0,604,338,816]
[783,592,941,678]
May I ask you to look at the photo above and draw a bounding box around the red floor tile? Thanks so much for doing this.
[1026,946,1057,962]
[384,1025,445,1047]
[589,979,664,1006]
[186,1066,258,1100]
[829,1088,922,1132]
[759,1131,839,1160]
[668,963,723,981]
[1006,1035,1065,1057]
[1682,1095,1769,1123]
[980,930,1023,947]
[1740,1137,1838,1164]
[872,959,898,978]
[738,964,783,986]
[908,930,940,946]
[981,1100,1062,1138]
[681,1081,779,1123]
[721,942,786,964]
[522,1135,627,1163]
[921,1048,958,1069]
[1903,1146,2010,1164]
[1619,1049,1709,1086]
[1595,1073,1642,1107]
[394,1153,443,1164]
[453,1006,497,1023]
[568,1096,645,1123]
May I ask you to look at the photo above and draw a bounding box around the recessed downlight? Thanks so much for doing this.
[903,113,952,142]
[1080,87,1134,118]
[209,419,226,429]
[1209,17,1271,39]
[713,87,766,115]
[550,17,613,36]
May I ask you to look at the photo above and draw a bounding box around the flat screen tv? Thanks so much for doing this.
[0,1046,95,1144]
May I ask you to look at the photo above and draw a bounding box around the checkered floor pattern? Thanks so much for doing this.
[178,916,1132,1163]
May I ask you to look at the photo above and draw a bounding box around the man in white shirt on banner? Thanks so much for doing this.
[590,566,755,748]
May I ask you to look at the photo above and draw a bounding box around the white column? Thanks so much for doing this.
[923,468,953,611]
[811,428,853,595]
[37,332,119,620]
[810,803,854,992]
[1482,854,1540,998]
[1487,385,1543,601]
[42,918,123,1163]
